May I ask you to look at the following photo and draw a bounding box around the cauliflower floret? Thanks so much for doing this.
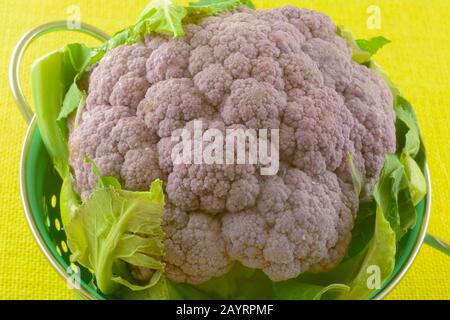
[164,119,260,214]
[221,79,287,130]
[146,39,191,84]
[280,88,354,174]
[223,169,357,281]
[251,56,285,90]
[303,38,354,92]
[279,7,338,42]
[121,146,165,191]
[163,207,232,284]
[278,52,324,91]
[69,106,130,198]
[137,78,214,138]
[69,5,396,284]
[167,163,260,214]
[87,43,151,110]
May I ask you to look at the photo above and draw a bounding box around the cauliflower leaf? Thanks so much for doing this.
[84,155,122,190]
[356,36,391,56]
[31,51,71,177]
[395,98,422,158]
[343,202,396,300]
[60,175,81,227]
[66,180,167,296]
[338,27,391,64]
[402,154,427,206]
[395,97,427,205]
[373,154,416,240]
[274,283,350,300]
[188,0,255,13]
[137,0,188,38]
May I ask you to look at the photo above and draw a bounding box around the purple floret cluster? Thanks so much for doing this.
[69,6,396,284]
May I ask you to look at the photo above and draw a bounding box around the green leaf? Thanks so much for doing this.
[343,205,396,300]
[337,27,371,64]
[394,97,427,205]
[395,97,423,159]
[274,282,350,300]
[137,0,188,38]
[57,44,93,126]
[402,153,427,206]
[66,180,166,296]
[63,43,93,73]
[167,282,215,300]
[395,102,420,158]
[84,156,122,189]
[58,83,86,122]
[31,51,70,178]
[346,202,376,259]
[200,263,273,299]
[189,0,254,14]
[117,276,170,300]
[60,175,81,227]
[373,154,416,240]
[356,36,391,56]
[170,263,273,300]
[238,0,255,9]
[337,27,390,64]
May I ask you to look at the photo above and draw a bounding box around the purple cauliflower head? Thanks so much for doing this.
[69,6,396,284]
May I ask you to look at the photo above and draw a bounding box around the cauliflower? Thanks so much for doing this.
[68,6,396,284]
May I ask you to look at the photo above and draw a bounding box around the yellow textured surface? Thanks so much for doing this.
[0,0,448,300]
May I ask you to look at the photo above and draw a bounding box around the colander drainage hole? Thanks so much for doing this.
[51,195,57,208]
[61,241,68,253]
[54,218,61,231]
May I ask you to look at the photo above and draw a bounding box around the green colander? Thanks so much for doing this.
[10,22,449,300]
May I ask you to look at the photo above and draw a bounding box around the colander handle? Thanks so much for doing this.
[425,234,450,256]
[9,21,110,124]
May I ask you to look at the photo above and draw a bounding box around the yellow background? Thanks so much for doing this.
[0,0,448,300]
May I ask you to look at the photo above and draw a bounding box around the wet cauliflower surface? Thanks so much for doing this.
[69,6,396,284]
